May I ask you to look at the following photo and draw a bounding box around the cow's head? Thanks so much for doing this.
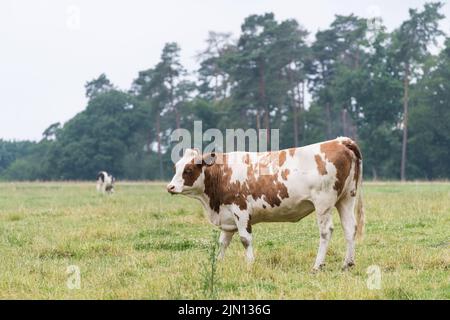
[167,148,216,195]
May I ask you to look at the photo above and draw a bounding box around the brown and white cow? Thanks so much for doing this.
[167,137,364,271]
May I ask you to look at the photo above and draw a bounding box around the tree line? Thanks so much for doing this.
[1,2,449,181]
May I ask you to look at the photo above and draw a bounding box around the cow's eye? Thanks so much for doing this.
[184,168,192,174]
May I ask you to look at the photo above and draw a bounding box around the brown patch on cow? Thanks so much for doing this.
[320,141,352,195]
[281,169,290,180]
[204,156,247,212]
[182,160,203,186]
[314,154,328,175]
[203,153,289,213]
[278,150,287,167]
[246,159,289,207]
[243,154,250,165]
[341,139,363,190]
[288,148,296,157]
[246,217,252,234]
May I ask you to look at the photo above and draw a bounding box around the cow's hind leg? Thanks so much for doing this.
[313,207,334,271]
[233,212,254,263]
[218,230,234,260]
[336,195,357,270]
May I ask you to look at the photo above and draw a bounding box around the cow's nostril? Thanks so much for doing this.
[167,185,175,192]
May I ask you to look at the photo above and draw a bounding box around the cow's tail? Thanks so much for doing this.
[352,142,364,240]
[341,138,364,239]
[355,163,364,240]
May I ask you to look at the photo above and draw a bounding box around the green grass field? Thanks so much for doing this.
[0,181,448,299]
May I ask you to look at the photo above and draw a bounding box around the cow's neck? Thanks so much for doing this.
[191,193,221,227]
[187,164,226,227]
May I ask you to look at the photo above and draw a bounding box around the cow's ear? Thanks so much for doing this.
[203,152,216,166]
[184,148,200,157]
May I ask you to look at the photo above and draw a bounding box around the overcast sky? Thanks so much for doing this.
[1,0,449,141]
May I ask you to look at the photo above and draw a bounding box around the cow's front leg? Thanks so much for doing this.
[233,212,254,263]
[313,207,334,271]
[217,230,234,260]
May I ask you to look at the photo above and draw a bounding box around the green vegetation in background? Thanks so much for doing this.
[1,2,449,181]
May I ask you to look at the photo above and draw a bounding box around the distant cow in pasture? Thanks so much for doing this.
[96,171,115,194]
[167,137,364,271]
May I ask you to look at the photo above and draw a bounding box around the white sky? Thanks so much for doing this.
[1,0,449,141]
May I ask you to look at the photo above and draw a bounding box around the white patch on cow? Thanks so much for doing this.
[227,152,247,184]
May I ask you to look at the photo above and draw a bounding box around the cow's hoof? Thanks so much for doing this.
[311,264,325,273]
[341,262,355,271]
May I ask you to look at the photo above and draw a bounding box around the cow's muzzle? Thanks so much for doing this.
[166,184,178,194]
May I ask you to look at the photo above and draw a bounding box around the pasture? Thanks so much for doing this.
[0,181,448,299]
